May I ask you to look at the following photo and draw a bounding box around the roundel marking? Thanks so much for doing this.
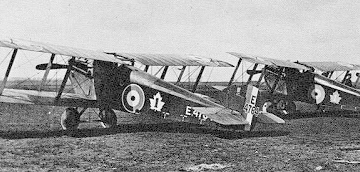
[121,84,145,113]
[310,84,325,104]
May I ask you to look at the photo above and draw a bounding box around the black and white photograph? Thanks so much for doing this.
[0,0,359,171]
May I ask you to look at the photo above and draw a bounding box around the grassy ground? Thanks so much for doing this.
[0,105,359,171]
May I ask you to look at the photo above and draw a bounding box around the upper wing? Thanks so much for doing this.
[227,52,309,70]
[0,38,125,63]
[0,38,232,67]
[298,61,360,72]
[110,53,233,67]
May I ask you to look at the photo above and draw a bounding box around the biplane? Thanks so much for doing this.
[223,52,360,119]
[0,38,285,132]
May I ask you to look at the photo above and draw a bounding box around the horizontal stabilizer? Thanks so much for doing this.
[212,85,227,91]
[257,112,285,124]
[192,107,248,125]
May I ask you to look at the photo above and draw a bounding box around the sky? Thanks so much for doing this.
[0,0,360,81]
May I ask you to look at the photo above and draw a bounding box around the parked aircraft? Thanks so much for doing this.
[225,52,360,119]
[0,38,285,132]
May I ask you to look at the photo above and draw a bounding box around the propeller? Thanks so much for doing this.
[36,61,90,71]
[36,63,67,70]
[246,70,262,75]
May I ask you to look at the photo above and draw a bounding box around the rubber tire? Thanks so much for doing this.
[277,100,286,110]
[100,109,117,128]
[60,108,80,131]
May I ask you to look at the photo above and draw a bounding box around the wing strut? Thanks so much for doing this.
[256,66,266,87]
[355,73,360,88]
[144,65,149,72]
[154,66,164,76]
[192,66,205,92]
[176,66,186,84]
[228,58,242,86]
[39,53,55,91]
[54,57,75,104]
[246,63,258,85]
[160,66,169,80]
[0,48,18,95]
[341,71,350,84]
[269,67,284,94]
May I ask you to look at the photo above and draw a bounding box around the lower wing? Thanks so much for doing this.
[0,88,97,107]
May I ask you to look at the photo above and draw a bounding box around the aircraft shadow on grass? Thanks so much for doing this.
[278,111,360,120]
[0,122,289,140]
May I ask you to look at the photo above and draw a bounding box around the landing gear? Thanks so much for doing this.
[262,101,275,114]
[99,109,117,128]
[264,99,297,115]
[60,108,81,131]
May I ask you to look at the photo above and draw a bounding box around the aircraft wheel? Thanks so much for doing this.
[60,108,80,131]
[262,101,276,114]
[100,109,117,128]
[262,101,272,113]
[276,100,286,110]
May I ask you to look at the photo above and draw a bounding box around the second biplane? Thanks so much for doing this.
[223,52,360,120]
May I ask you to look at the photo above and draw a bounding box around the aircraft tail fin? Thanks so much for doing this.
[242,85,259,131]
[242,85,285,131]
[68,70,96,100]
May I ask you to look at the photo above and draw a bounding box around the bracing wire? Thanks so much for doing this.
[204,67,214,84]
[182,66,200,83]
[0,49,12,66]
[13,51,44,70]
[234,63,254,85]
[335,71,346,81]
[170,66,180,79]
[13,71,42,88]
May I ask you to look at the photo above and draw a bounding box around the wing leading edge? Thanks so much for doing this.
[227,52,309,70]
[0,38,233,68]
[0,38,125,63]
[299,61,360,72]
[113,53,233,67]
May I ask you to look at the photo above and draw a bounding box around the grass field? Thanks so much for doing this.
[0,104,358,171]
